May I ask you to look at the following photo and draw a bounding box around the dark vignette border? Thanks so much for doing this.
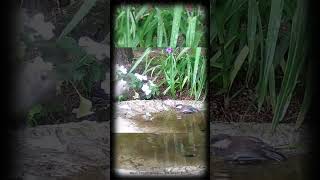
[306,0,320,180]
[6,1,22,179]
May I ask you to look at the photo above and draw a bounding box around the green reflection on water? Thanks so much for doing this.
[115,133,206,170]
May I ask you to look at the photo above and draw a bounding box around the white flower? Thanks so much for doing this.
[119,79,127,85]
[116,64,127,74]
[115,79,128,96]
[134,73,147,81]
[149,80,156,87]
[142,83,151,96]
[133,92,140,99]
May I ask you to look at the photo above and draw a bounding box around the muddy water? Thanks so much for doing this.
[114,111,207,177]
[211,155,311,180]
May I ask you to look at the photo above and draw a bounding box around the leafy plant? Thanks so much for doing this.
[27,104,43,127]
[120,48,207,100]
[19,0,108,126]
[115,62,159,100]
[27,103,64,127]
[52,36,107,96]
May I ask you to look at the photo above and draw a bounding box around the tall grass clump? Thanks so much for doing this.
[115,5,206,47]
[210,0,310,130]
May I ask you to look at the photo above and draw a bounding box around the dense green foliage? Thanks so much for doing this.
[116,48,207,101]
[210,0,309,130]
[115,5,206,47]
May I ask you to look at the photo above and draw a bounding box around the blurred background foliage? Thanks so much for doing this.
[210,0,311,130]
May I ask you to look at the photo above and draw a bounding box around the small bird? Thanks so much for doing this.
[174,104,200,114]
[211,134,286,164]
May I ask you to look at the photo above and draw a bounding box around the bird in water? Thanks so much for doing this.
[174,104,200,114]
[211,134,286,164]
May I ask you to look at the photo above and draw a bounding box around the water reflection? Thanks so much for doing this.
[211,155,310,180]
[115,109,207,177]
[115,133,206,177]
[133,110,206,133]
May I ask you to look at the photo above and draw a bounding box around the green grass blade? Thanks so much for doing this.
[59,0,98,39]
[257,0,284,111]
[135,6,148,20]
[272,0,307,130]
[246,0,258,83]
[295,61,311,129]
[156,8,164,47]
[126,7,131,46]
[229,45,249,92]
[129,9,136,45]
[169,5,183,47]
[210,36,237,66]
[177,47,190,60]
[186,16,197,47]
[268,64,276,111]
[192,48,201,95]
[129,48,151,73]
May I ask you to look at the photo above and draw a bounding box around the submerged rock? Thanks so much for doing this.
[210,122,311,157]
[211,134,286,164]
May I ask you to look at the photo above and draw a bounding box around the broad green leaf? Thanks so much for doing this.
[72,95,94,118]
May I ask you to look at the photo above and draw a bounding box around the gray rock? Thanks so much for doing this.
[210,122,311,156]
[11,121,109,179]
